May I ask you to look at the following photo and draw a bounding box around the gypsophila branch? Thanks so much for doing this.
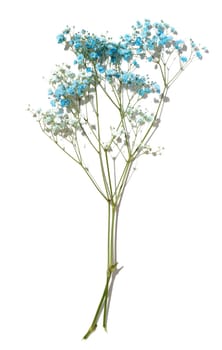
[28,18,208,339]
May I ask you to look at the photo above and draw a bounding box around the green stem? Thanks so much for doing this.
[83,201,119,339]
[103,272,111,330]
[94,83,111,198]
[82,273,112,339]
[104,150,113,200]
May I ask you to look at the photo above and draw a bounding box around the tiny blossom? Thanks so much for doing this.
[45,116,53,124]
[60,99,70,107]
[54,85,66,98]
[136,117,145,125]
[124,34,131,42]
[180,56,188,63]
[89,52,99,60]
[66,85,75,95]
[196,51,202,60]
[96,64,105,73]
[152,83,161,94]
[77,54,84,64]
[56,34,65,44]
[105,69,120,80]
[174,40,184,50]
[63,27,70,35]
[138,87,151,97]
[56,108,64,115]
[54,116,62,124]
[50,100,56,107]
[132,60,140,68]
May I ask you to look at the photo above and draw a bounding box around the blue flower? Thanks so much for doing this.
[105,69,120,81]
[134,37,142,46]
[118,48,132,61]
[170,26,177,34]
[60,99,70,107]
[96,64,105,73]
[86,67,93,73]
[133,60,140,68]
[77,54,84,64]
[124,34,131,42]
[89,52,99,60]
[196,51,202,60]
[106,44,117,56]
[121,72,133,84]
[136,21,142,28]
[74,41,81,49]
[180,56,188,62]
[138,88,151,96]
[106,69,116,76]
[136,48,143,55]
[174,40,184,50]
[66,86,75,95]
[56,34,65,44]
[86,37,96,49]
[55,85,66,98]
[152,83,161,94]
[124,50,132,61]
[147,40,155,51]
[48,89,53,96]
[154,22,165,36]
[50,100,56,107]
[77,84,87,96]
[159,34,173,46]
[63,27,70,35]
[110,56,117,64]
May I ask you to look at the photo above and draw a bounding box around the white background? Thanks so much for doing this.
[0,0,222,349]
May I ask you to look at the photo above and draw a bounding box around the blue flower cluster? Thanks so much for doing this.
[37,19,207,138]
[61,30,134,67]
[119,19,208,64]
[56,20,207,93]
[47,65,94,111]
[55,25,168,101]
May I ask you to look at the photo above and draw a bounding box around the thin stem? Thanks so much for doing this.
[116,161,133,205]
[98,79,121,110]
[104,150,113,200]
[103,273,111,330]
[103,201,118,330]
[79,121,99,153]
[110,204,116,265]
[83,273,112,339]
[114,159,132,199]
[107,201,111,266]
[80,163,108,200]
[113,158,117,193]
[83,202,119,339]
[94,82,111,198]
[168,58,193,87]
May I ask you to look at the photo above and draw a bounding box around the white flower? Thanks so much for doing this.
[54,116,62,124]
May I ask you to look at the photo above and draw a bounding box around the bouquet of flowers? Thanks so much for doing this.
[28,19,208,339]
